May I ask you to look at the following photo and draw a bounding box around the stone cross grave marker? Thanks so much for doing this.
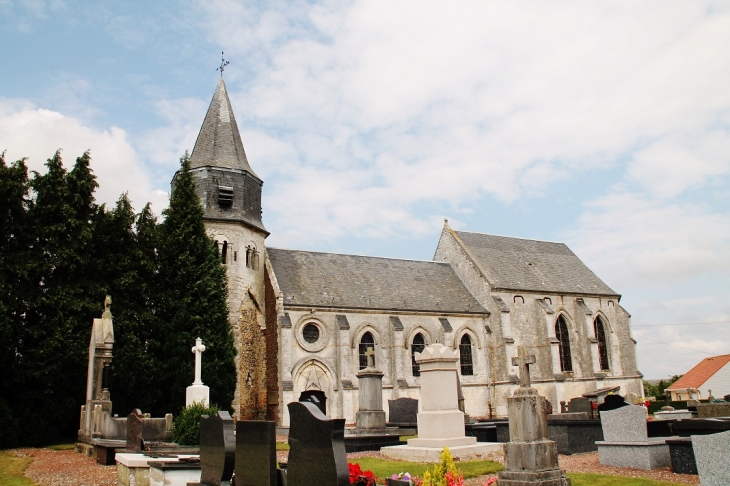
[511,346,535,388]
[192,337,206,386]
[365,346,375,368]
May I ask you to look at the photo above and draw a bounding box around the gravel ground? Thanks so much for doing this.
[9,447,700,486]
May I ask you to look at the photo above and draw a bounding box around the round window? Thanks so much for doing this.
[303,323,320,343]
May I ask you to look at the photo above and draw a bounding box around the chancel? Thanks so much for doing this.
[176,76,643,425]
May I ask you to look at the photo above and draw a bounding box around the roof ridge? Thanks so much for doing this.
[268,246,452,265]
[454,229,568,246]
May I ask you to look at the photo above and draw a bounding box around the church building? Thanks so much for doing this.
[178,79,643,425]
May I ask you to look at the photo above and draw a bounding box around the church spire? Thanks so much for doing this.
[190,78,259,179]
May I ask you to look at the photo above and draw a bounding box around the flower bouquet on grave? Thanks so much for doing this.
[348,462,378,486]
[387,471,415,486]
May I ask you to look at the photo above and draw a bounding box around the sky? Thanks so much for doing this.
[1,0,729,383]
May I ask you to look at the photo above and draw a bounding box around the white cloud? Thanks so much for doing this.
[0,97,160,214]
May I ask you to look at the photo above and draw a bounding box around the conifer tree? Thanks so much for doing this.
[19,151,101,444]
[0,152,32,447]
[154,154,236,416]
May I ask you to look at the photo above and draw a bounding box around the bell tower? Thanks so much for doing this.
[179,78,269,419]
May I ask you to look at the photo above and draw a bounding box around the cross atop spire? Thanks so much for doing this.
[216,51,230,78]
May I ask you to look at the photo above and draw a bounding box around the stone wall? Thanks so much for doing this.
[264,263,279,422]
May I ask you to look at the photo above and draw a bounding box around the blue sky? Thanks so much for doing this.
[2,0,729,382]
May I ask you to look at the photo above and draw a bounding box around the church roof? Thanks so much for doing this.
[190,79,259,178]
[268,248,486,314]
[453,230,619,297]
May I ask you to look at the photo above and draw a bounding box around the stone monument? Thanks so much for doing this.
[186,337,210,406]
[79,296,115,439]
[381,343,499,461]
[356,346,386,433]
[596,405,671,469]
[188,411,235,486]
[498,346,571,486]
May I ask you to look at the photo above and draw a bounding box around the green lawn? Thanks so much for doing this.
[567,472,688,486]
[0,451,39,486]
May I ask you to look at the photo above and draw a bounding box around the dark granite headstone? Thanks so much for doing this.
[235,421,277,486]
[126,409,144,451]
[298,390,327,416]
[287,401,348,486]
[568,397,592,417]
[671,417,730,437]
[547,419,603,454]
[387,397,418,425]
[666,438,698,475]
[199,411,235,486]
[597,394,628,413]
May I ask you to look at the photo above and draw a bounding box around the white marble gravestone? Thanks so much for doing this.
[186,337,210,406]
[380,343,499,461]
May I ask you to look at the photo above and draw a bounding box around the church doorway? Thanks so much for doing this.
[298,390,327,415]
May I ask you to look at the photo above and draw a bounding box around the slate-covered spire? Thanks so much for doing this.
[190,78,259,179]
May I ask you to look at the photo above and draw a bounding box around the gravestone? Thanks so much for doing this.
[356,346,386,432]
[80,296,115,439]
[597,394,628,413]
[126,409,144,451]
[387,397,418,425]
[186,337,210,406]
[665,438,698,475]
[498,346,570,485]
[235,420,277,486]
[696,402,730,418]
[625,392,640,405]
[287,401,349,486]
[692,429,730,485]
[568,397,592,417]
[596,405,671,469]
[298,390,326,416]
[198,411,235,486]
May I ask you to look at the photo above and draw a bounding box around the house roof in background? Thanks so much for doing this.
[667,354,730,391]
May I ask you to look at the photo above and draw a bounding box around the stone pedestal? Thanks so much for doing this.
[381,344,499,461]
[186,384,210,407]
[498,388,570,486]
[356,367,386,432]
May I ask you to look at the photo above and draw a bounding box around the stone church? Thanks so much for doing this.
[179,79,642,426]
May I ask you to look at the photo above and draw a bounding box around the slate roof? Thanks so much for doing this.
[190,79,259,178]
[268,248,485,314]
[453,230,619,296]
[667,354,730,391]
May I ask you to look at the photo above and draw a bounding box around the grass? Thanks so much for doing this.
[47,443,75,451]
[350,457,503,481]
[275,441,289,451]
[0,450,39,486]
[567,472,688,486]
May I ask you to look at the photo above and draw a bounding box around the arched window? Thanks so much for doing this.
[411,333,425,377]
[459,334,473,375]
[359,332,375,370]
[221,241,228,264]
[555,315,573,372]
[594,317,610,371]
[213,240,219,254]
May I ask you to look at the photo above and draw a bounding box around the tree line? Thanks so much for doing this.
[0,150,236,448]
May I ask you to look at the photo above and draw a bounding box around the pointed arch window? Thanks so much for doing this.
[359,332,375,370]
[594,316,610,371]
[411,333,425,377]
[459,334,474,375]
[555,315,573,372]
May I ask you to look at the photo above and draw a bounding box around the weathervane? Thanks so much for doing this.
[216,51,230,78]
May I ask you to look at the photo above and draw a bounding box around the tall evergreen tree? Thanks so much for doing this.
[0,152,32,447]
[18,151,102,444]
[154,154,236,416]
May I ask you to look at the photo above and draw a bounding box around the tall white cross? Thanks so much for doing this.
[192,337,206,386]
